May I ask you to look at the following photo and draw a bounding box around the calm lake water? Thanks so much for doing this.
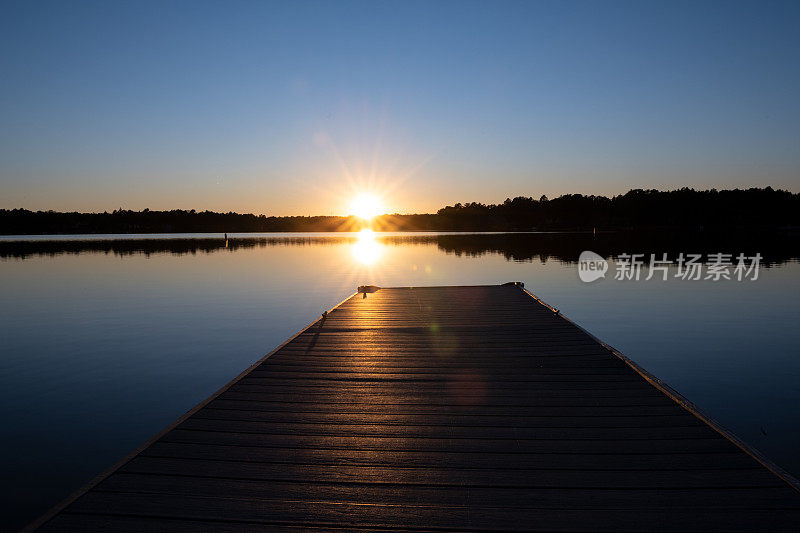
[1,231,799,530]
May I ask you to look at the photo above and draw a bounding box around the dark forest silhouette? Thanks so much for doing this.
[1,187,798,234]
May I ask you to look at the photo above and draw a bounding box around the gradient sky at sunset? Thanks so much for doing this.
[2,0,799,215]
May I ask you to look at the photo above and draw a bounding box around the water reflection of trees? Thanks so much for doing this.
[426,232,799,266]
[0,237,342,259]
[1,231,798,266]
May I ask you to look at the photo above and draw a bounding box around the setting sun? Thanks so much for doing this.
[349,193,384,220]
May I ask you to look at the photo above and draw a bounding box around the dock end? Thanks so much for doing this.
[357,285,381,293]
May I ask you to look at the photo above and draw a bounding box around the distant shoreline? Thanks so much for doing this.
[2,187,798,235]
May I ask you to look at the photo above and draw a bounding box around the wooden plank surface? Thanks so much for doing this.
[32,284,800,531]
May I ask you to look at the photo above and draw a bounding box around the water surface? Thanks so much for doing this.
[1,231,799,530]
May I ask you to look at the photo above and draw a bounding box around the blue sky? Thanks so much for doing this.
[1,0,799,214]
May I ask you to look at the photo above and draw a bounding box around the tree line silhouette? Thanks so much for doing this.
[433,187,799,231]
[1,187,798,234]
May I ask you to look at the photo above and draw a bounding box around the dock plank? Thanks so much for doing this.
[32,284,800,531]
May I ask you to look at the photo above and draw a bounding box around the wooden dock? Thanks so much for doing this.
[31,284,800,531]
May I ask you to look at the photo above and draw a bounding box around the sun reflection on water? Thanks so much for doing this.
[351,229,382,266]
